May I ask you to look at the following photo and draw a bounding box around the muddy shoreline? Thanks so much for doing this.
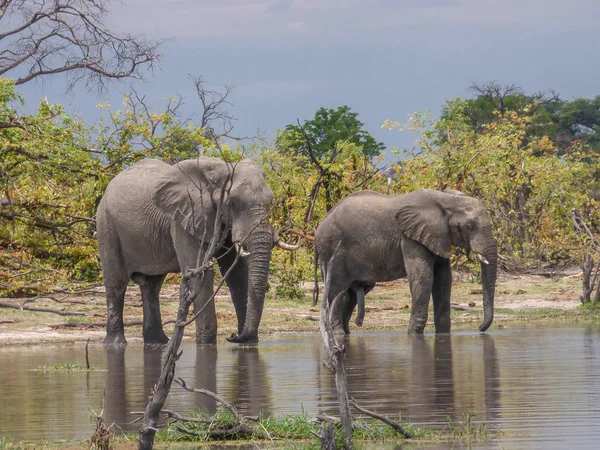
[0,272,586,345]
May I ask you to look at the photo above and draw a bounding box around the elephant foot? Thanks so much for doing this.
[407,327,425,335]
[143,329,169,345]
[226,332,259,344]
[104,332,127,347]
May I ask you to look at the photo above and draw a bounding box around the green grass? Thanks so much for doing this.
[35,361,94,372]
[446,411,493,441]
[581,301,600,319]
[153,408,494,448]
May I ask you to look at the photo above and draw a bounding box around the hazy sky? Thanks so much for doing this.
[17,0,600,160]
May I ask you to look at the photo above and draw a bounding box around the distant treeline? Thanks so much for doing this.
[2,78,599,296]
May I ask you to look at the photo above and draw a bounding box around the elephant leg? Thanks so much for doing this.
[216,245,248,336]
[342,290,358,333]
[133,273,169,344]
[432,258,452,333]
[172,228,218,344]
[191,268,217,344]
[99,229,129,346]
[402,238,436,334]
[103,279,128,346]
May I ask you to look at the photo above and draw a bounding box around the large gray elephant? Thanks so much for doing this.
[97,157,296,346]
[314,189,497,335]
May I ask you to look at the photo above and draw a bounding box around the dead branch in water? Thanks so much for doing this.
[319,243,353,450]
[350,398,413,438]
[176,378,241,419]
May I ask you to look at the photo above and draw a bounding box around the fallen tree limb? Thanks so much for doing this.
[350,397,413,438]
[0,301,94,317]
[174,423,255,440]
[319,242,353,449]
[176,378,240,419]
[49,319,176,329]
[0,283,103,297]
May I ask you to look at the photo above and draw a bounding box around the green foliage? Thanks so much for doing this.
[438,83,600,156]
[156,408,426,446]
[261,132,388,288]
[0,78,103,293]
[4,75,600,296]
[277,105,385,160]
[386,102,600,268]
[0,79,237,294]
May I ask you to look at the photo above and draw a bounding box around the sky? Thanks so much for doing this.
[15,0,600,162]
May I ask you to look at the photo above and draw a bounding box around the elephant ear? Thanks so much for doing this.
[153,158,230,237]
[395,191,452,259]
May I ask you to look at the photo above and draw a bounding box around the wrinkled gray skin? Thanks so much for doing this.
[314,189,497,335]
[97,157,274,345]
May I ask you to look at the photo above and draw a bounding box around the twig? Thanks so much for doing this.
[350,398,413,438]
[0,301,93,317]
[48,319,176,329]
[85,339,90,369]
[175,378,240,419]
[319,242,353,449]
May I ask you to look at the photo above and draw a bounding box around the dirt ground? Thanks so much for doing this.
[0,271,586,345]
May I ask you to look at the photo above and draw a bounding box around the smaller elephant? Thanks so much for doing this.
[314,189,497,335]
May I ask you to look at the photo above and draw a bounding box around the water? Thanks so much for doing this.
[1,324,599,449]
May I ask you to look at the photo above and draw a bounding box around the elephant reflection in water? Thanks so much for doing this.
[409,335,455,420]
[410,335,500,424]
[224,347,272,417]
[194,345,219,413]
[142,345,220,415]
[104,347,129,432]
[326,334,500,425]
[104,346,164,434]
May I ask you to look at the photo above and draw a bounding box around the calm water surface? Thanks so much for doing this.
[1,324,599,449]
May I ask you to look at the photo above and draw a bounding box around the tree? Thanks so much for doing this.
[277,105,385,160]
[386,105,600,269]
[0,75,238,294]
[0,0,161,90]
[438,82,600,156]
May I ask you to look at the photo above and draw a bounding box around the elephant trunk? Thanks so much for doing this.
[478,226,497,332]
[228,209,272,343]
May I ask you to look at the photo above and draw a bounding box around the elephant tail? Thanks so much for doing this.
[312,247,319,306]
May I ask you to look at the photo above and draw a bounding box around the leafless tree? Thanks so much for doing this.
[469,81,523,116]
[190,74,263,142]
[0,0,161,90]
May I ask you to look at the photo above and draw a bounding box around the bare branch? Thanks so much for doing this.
[0,0,162,91]
[350,398,413,438]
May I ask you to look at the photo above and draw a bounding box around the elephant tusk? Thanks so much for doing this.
[234,242,251,257]
[476,253,489,265]
[275,238,301,251]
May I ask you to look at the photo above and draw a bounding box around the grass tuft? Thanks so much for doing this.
[35,361,94,372]
[446,411,492,441]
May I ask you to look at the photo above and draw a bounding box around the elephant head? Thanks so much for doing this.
[153,157,276,343]
[395,189,497,332]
